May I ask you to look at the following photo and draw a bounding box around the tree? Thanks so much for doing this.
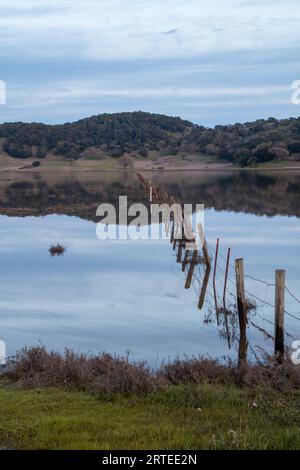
[119,157,131,169]
[269,146,289,163]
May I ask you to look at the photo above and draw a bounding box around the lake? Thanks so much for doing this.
[0,170,300,364]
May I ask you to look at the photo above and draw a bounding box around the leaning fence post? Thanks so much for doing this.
[177,240,183,263]
[213,238,219,312]
[197,223,211,268]
[170,220,175,244]
[235,258,247,367]
[185,248,198,289]
[198,264,211,310]
[223,248,231,310]
[275,269,285,364]
[182,248,190,272]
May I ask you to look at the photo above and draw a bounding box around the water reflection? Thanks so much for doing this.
[1,170,300,218]
[0,170,299,364]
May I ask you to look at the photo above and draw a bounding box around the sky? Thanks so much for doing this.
[0,0,300,126]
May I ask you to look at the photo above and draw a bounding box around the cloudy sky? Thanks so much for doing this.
[0,0,300,125]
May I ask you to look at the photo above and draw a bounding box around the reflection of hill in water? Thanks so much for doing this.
[0,172,148,222]
[0,171,299,220]
[156,172,300,218]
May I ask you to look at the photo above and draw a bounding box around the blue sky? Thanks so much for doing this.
[0,0,300,126]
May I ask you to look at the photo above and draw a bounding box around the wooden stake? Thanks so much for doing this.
[170,220,175,244]
[185,249,198,289]
[176,219,185,263]
[223,248,231,308]
[197,223,211,268]
[213,238,220,316]
[223,248,231,349]
[177,240,183,263]
[235,258,247,367]
[198,265,211,309]
[183,213,193,243]
[275,269,285,364]
[182,249,190,272]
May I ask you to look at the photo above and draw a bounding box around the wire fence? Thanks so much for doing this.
[170,221,299,351]
[138,173,300,353]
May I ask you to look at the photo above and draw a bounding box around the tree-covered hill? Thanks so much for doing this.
[1,111,300,166]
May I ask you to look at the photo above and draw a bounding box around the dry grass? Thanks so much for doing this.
[2,346,300,395]
[2,347,158,394]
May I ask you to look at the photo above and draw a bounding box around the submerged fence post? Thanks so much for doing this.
[185,248,198,289]
[170,220,175,244]
[198,264,212,310]
[197,223,211,268]
[235,258,247,367]
[177,240,183,263]
[213,238,220,315]
[182,248,190,272]
[223,248,231,309]
[275,269,285,364]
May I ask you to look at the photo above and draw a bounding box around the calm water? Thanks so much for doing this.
[0,170,300,364]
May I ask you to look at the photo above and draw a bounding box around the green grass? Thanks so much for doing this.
[0,382,299,450]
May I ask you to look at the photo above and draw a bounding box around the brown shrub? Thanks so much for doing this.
[2,347,159,395]
[49,244,66,256]
[1,346,300,395]
[158,356,236,385]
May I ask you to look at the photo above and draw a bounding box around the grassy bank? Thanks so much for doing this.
[0,382,299,450]
[0,347,299,450]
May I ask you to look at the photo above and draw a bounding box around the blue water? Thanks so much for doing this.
[0,206,299,364]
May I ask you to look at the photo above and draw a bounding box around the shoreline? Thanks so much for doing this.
[1,163,300,174]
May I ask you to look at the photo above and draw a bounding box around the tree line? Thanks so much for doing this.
[1,111,300,166]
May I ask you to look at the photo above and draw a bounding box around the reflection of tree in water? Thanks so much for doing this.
[155,172,300,218]
[1,178,147,221]
[2,171,300,219]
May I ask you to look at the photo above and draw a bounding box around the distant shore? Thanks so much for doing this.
[1,151,300,173]
[2,163,300,173]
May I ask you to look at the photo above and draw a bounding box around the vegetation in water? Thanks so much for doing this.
[48,244,66,257]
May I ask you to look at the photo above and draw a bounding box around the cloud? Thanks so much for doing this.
[0,1,300,125]
[8,80,290,109]
[0,0,300,61]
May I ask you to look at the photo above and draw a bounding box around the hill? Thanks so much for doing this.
[1,111,300,166]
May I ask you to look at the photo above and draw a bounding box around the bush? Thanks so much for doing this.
[2,347,300,395]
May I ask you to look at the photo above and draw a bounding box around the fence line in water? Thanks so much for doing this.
[136,172,299,365]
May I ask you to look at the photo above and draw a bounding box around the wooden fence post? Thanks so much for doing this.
[177,240,183,263]
[198,264,211,310]
[182,248,190,272]
[275,269,285,364]
[197,223,211,268]
[235,258,247,367]
[170,220,175,244]
[213,238,219,315]
[185,249,198,289]
[223,248,231,310]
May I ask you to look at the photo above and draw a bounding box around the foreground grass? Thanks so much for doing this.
[0,382,299,450]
